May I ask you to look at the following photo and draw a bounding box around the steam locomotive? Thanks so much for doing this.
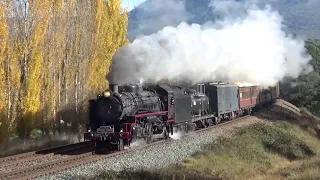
[84,82,279,152]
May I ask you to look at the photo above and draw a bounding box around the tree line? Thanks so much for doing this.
[280,39,320,116]
[0,0,128,145]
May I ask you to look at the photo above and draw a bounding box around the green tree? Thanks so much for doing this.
[280,39,320,115]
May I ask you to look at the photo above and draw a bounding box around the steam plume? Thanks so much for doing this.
[169,131,182,140]
[109,1,312,86]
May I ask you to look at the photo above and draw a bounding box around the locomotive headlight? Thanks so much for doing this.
[103,90,111,98]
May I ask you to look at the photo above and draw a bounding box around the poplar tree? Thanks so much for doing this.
[23,0,52,133]
[0,0,129,143]
[0,1,9,143]
[88,0,129,93]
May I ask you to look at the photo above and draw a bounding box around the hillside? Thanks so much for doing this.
[128,0,320,41]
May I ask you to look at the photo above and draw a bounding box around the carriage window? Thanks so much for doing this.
[240,92,242,98]
[242,92,250,99]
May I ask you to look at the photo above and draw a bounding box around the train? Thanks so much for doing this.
[84,82,280,152]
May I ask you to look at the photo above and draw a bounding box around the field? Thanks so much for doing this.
[95,101,320,180]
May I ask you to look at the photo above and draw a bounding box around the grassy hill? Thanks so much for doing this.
[128,0,320,41]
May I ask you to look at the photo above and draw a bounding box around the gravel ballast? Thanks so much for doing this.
[36,116,266,180]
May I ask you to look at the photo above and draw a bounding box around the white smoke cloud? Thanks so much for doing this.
[169,130,182,140]
[127,139,147,149]
[109,1,312,87]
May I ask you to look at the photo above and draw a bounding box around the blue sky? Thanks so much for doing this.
[122,0,147,11]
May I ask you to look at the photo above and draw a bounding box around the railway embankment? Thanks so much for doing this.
[33,99,303,180]
[91,99,320,180]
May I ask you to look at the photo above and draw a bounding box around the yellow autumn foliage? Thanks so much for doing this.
[0,2,8,112]
[24,0,52,126]
[0,0,129,142]
[88,0,129,93]
[0,2,8,127]
[0,1,9,143]
[44,0,66,121]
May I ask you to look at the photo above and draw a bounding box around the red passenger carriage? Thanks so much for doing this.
[238,83,280,113]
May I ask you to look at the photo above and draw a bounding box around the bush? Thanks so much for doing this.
[30,129,43,139]
[237,123,315,160]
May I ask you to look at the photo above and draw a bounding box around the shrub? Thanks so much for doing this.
[237,123,315,160]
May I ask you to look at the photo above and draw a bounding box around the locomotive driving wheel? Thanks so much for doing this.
[145,129,154,143]
[144,122,153,143]
[190,123,197,131]
[117,139,124,151]
[213,117,219,125]
[164,127,169,139]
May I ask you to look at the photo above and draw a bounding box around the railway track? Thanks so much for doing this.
[0,141,94,180]
[2,113,256,180]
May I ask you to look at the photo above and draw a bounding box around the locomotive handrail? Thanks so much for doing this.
[134,111,168,118]
[133,108,153,115]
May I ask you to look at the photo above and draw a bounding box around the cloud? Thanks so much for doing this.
[128,0,192,40]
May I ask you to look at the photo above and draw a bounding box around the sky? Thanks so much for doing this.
[122,0,147,11]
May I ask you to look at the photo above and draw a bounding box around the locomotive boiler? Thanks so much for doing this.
[85,84,169,152]
[109,84,163,119]
[88,84,163,129]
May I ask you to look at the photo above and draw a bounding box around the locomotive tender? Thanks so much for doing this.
[84,82,279,152]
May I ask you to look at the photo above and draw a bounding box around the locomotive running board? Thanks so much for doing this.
[174,114,216,126]
[191,114,215,122]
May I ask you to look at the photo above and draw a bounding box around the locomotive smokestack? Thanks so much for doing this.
[110,84,119,93]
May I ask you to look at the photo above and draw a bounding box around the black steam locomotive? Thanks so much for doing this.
[84,82,279,152]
